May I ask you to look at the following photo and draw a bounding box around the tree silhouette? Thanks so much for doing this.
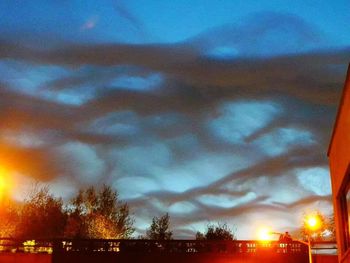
[17,185,67,239]
[328,214,336,241]
[146,213,173,240]
[0,196,19,238]
[196,222,236,240]
[65,185,134,239]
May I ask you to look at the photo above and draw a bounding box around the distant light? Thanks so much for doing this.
[305,215,321,231]
[23,240,36,253]
[0,174,7,196]
[308,218,317,228]
[257,227,273,241]
[0,175,6,192]
[0,167,12,199]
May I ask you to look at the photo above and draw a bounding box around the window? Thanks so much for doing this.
[340,180,350,252]
[347,190,350,236]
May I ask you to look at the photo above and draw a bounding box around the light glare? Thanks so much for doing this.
[0,167,12,199]
[305,215,321,231]
[258,227,272,241]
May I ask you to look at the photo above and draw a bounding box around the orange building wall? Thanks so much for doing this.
[0,252,338,263]
[0,253,51,263]
[313,255,338,263]
[328,64,350,262]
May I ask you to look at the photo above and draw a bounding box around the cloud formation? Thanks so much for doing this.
[0,8,348,239]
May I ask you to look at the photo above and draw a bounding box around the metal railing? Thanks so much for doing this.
[0,238,53,253]
[311,241,338,255]
[0,238,312,254]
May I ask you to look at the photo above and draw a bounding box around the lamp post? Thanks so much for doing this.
[303,214,322,263]
[263,214,322,263]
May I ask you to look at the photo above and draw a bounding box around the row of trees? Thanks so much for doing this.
[0,185,235,240]
[0,185,335,241]
[142,215,236,240]
[0,185,135,239]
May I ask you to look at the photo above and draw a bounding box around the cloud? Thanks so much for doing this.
[1,39,348,108]
[208,100,282,144]
[0,11,347,238]
[192,11,325,57]
[252,127,315,156]
[296,167,332,196]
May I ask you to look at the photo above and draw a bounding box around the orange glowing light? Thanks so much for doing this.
[0,175,6,193]
[257,227,273,241]
[0,176,5,189]
[0,167,11,199]
[305,215,321,231]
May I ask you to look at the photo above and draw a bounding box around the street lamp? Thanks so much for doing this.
[303,214,322,263]
[258,215,322,263]
[305,215,321,232]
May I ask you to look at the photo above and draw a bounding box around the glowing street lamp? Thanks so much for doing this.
[304,214,322,263]
[305,215,321,232]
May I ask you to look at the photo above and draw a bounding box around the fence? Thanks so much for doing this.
[0,238,336,263]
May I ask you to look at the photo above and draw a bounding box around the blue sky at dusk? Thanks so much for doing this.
[1,0,350,239]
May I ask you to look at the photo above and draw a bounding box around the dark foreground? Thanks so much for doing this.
[0,238,338,263]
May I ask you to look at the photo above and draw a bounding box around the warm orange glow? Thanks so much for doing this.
[305,214,321,231]
[0,177,7,197]
[257,227,273,241]
[0,176,6,193]
[0,167,11,199]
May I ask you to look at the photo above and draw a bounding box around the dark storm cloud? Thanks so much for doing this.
[130,191,332,237]
[273,195,332,210]
[1,39,348,107]
[0,78,155,151]
[126,147,327,210]
[128,187,250,209]
[0,46,342,175]
[0,11,347,238]
[39,65,149,91]
[0,86,80,129]
[193,11,322,42]
[1,12,347,110]
[129,194,272,228]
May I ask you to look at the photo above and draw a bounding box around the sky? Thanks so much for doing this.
[0,0,350,239]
